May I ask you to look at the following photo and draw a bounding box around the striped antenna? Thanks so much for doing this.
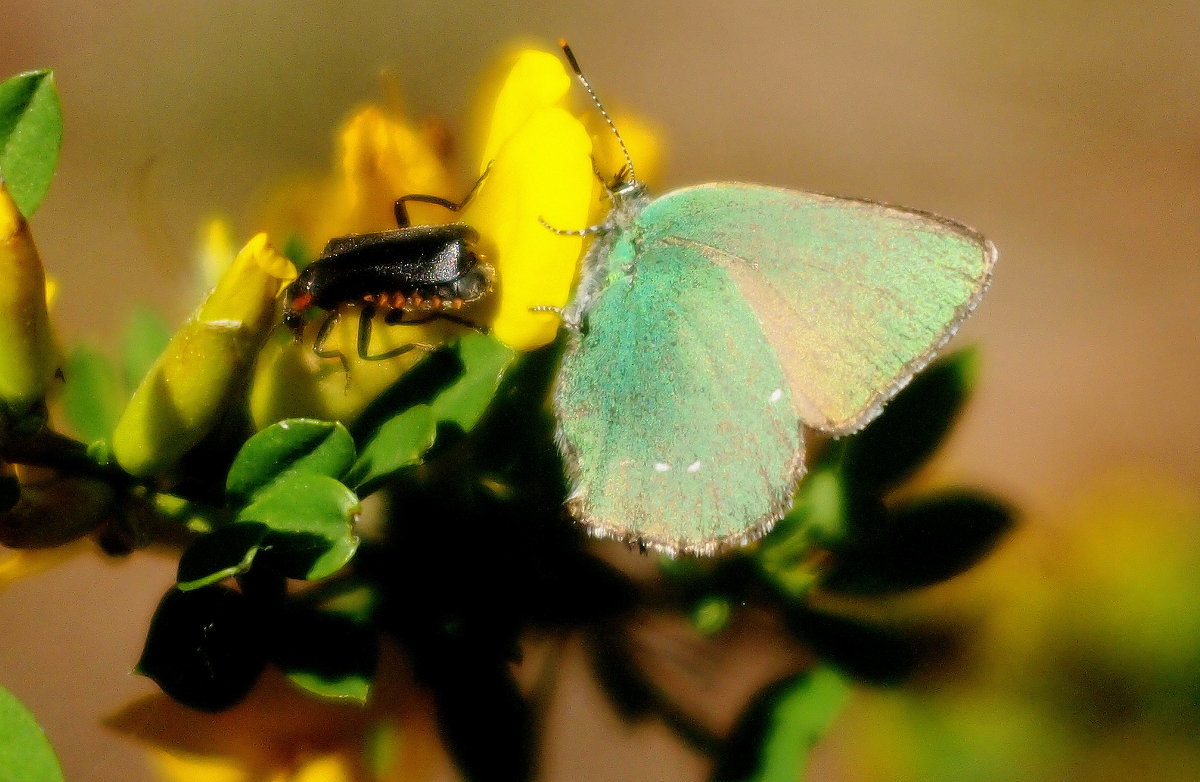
[559,40,637,184]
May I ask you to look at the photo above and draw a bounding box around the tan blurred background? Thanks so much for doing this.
[1,1,1198,780]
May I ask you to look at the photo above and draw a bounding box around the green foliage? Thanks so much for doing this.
[120,306,172,393]
[346,404,435,493]
[712,668,849,782]
[0,70,62,216]
[59,346,122,442]
[274,606,378,703]
[176,522,268,590]
[137,586,268,712]
[0,685,64,782]
[235,473,360,580]
[225,419,356,505]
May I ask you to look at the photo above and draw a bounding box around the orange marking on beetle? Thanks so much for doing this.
[391,292,407,309]
[291,293,313,311]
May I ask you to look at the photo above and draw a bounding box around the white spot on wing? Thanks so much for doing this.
[654,462,671,473]
[769,388,783,404]
[687,460,702,473]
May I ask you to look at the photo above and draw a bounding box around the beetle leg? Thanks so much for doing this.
[393,161,494,227]
[312,310,350,375]
[397,311,488,333]
[358,302,435,361]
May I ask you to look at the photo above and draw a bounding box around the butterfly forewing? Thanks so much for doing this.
[555,235,803,555]
[634,184,995,434]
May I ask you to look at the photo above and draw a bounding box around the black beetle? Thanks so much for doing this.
[282,172,494,370]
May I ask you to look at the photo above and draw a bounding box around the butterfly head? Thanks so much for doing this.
[560,40,643,201]
[607,163,648,205]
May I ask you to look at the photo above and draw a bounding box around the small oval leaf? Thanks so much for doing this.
[137,586,267,712]
[0,685,65,782]
[823,491,1015,595]
[273,608,378,704]
[430,333,515,433]
[0,70,64,216]
[236,473,361,580]
[841,347,978,494]
[227,418,356,506]
[711,668,849,782]
[346,404,436,493]
[177,522,269,591]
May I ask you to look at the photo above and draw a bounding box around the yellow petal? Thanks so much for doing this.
[291,756,354,782]
[476,49,572,174]
[465,106,593,350]
[331,106,456,235]
[0,182,60,417]
[195,216,238,291]
[113,235,295,477]
[149,750,252,782]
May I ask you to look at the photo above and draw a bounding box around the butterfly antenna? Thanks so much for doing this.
[559,39,637,184]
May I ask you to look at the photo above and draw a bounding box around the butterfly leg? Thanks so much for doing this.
[537,215,609,237]
[393,161,494,227]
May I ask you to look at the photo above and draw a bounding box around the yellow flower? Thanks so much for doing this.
[0,181,60,420]
[111,648,456,782]
[250,47,595,426]
[113,234,295,477]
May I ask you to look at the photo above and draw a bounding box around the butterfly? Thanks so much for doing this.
[552,43,996,556]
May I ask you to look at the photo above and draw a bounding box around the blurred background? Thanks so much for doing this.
[1,1,1197,780]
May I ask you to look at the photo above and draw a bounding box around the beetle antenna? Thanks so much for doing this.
[559,39,637,185]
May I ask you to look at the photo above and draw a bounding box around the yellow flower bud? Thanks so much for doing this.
[0,181,60,417]
[112,234,295,477]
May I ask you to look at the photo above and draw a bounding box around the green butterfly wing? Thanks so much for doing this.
[555,234,803,555]
[556,182,994,554]
[635,184,996,434]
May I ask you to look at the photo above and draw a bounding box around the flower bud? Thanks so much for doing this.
[112,234,295,477]
[0,182,60,418]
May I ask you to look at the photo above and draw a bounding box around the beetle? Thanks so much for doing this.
[282,171,494,371]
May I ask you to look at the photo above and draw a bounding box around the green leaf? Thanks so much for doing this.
[823,490,1014,595]
[273,607,378,703]
[711,668,849,782]
[226,419,356,506]
[430,333,515,433]
[236,472,361,580]
[120,306,171,393]
[177,522,269,591]
[349,346,462,440]
[783,608,917,685]
[59,345,122,442]
[0,70,63,216]
[840,347,979,494]
[137,586,267,712]
[345,404,436,494]
[281,233,313,273]
[0,684,64,782]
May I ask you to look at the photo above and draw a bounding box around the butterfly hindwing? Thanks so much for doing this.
[634,184,996,434]
[555,233,803,555]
